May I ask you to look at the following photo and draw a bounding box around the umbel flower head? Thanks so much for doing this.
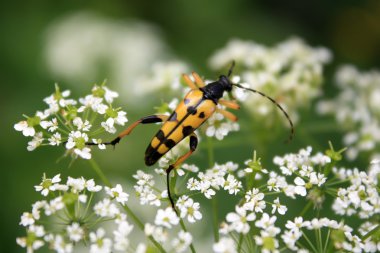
[14,83,127,159]
[317,65,380,160]
[209,37,332,126]
[17,174,135,253]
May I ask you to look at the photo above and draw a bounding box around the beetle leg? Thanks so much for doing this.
[87,114,169,146]
[166,132,198,211]
[216,108,238,122]
[182,74,198,89]
[219,99,240,110]
[192,72,205,87]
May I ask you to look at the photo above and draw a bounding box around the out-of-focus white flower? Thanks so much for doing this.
[89,228,112,253]
[213,237,237,253]
[225,205,256,234]
[318,65,380,159]
[209,37,331,127]
[44,11,169,101]
[154,207,179,228]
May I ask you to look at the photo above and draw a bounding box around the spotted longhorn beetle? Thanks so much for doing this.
[89,62,294,210]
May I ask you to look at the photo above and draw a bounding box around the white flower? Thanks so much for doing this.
[213,237,237,253]
[281,229,302,251]
[73,117,91,131]
[34,174,62,196]
[294,177,307,196]
[223,174,242,195]
[103,87,119,103]
[44,197,65,215]
[243,188,266,213]
[171,231,193,253]
[66,223,84,242]
[105,184,129,205]
[101,118,116,133]
[255,213,277,230]
[309,172,327,186]
[14,120,35,136]
[85,179,102,192]
[144,223,168,243]
[19,212,35,227]
[271,197,287,215]
[113,111,128,126]
[134,185,161,206]
[205,113,239,140]
[154,207,179,228]
[177,197,202,223]
[27,132,44,151]
[285,217,308,232]
[48,132,62,146]
[113,221,133,251]
[50,234,73,253]
[66,177,86,193]
[226,206,256,234]
[65,131,91,159]
[40,118,59,132]
[90,228,112,253]
[94,198,120,218]
[78,95,107,114]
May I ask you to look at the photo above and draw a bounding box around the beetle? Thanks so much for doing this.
[91,62,294,210]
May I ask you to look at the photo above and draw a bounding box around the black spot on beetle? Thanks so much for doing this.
[199,112,205,118]
[168,112,177,121]
[182,126,194,136]
[164,139,176,149]
[187,106,197,115]
[156,130,165,141]
[145,149,162,166]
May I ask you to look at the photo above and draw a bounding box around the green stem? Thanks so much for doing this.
[361,224,380,241]
[207,137,219,242]
[323,228,331,253]
[87,159,166,253]
[237,233,243,253]
[302,232,319,253]
[179,218,196,253]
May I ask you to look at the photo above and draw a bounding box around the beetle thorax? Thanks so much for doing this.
[202,75,233,103]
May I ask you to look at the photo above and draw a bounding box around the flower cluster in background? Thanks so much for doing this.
[317,65,380,160]
[44,12,167,95]
[14,84,126,159]
[209,38,332,126]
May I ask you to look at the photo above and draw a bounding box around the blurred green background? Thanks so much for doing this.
[2,0,380,252]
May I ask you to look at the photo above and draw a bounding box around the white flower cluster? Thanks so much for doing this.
[17,174,136,253]
[317,65,380,160]
[14,84,127,159]
[333,167,380,218]
[44,11,167,98]
[132,169,198,252]
[209,38,332,126]
[269,147,329,201]
[281,217,361,252]
[187,162,242,199]
[205,111,240,140]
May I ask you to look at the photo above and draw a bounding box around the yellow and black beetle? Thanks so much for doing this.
[90,62,294,209]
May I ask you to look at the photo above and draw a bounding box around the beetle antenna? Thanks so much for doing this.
[227,60,235,78]
[233,83,295,143]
